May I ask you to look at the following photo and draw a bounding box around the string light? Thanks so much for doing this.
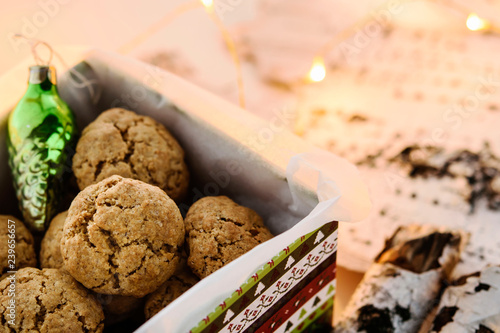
[305,0,401,83]
[466,13,490,32]
[118,0,500,107]
[200,0,214,12]
[308,56,326,83]
[306,1,500,83]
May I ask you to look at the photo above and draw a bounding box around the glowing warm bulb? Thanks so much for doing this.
[308,57,326,82]
[201,0,213,9]
[466,13,489,31]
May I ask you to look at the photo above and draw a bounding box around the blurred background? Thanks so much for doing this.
[3,0,500,326]
[3,0,500,116]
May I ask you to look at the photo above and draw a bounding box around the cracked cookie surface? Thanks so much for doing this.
[0,267,104,333]
[185,196,273,279]
[61,175,185,297]
[39,212,141,325]
[0,215,36,280]
[72,108,189,202]
[40,211,67,269]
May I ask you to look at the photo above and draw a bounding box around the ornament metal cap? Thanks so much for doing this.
[29,65,56,85]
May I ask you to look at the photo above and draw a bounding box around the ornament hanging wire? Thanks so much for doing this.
[11,34,100,104]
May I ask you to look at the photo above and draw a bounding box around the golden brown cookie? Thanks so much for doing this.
[0,215,36,279]
[41,214,144,327]
[185,196,273,279]
[144,263,199,319]
[72,108,189,201]
[0,267,104,332]
[61,175,185,298]
[39,211,67,269]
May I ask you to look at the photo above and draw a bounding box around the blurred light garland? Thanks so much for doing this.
[308,0,499,83]
[119,0,498,106]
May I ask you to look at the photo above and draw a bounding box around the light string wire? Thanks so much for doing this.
[12,34,100,104]
[204,5,246,108]
[118,0,245,108]
[12,1,495,108]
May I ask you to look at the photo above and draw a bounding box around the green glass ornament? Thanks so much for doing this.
[7,65,77,232]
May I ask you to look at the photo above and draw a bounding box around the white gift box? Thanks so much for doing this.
[0,48,370,332]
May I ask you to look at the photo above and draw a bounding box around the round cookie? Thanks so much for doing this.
[0,267,104,332]
[0,215,36,279]
[144,263,199,319]
[61,175,185,297]
[40,211,144,326]
[40,211,67,269]
[185,196,273,279]
[72,108,189,201]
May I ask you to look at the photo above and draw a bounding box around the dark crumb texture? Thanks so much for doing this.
[72,108,189,202]
[431,306,458,332]
[476,325,495,333]
[0,267,104,333]
[393,144,500,213]
[61,175,185,297]
[430,265,500,332]
[335,225,464,333]
[0,215,37,279]
[357,305,394,333]
[185,196,273,279]
[376,231,456,273]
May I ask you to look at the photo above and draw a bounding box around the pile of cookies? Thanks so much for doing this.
[0,108,273,332]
